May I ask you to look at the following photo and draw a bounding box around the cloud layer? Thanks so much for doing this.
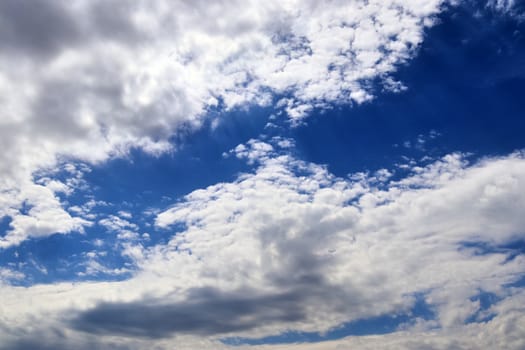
[0,0,446,247]
[1,1,524,349]
[1,138,525,348]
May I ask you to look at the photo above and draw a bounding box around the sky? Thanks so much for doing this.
[1,0,525,349]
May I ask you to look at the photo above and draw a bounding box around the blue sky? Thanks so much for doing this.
[1,1,525,349]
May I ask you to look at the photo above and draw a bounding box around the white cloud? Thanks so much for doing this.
[0,0,447,247]
[118,211,133,219]
[77,254,130,278]
[0,141,524,348]
[0,180,91,248]
[0,1,524,348]
[99,215,138,233]
[154,143,525,336]
[243,294,525,349]
[0,267,25,284]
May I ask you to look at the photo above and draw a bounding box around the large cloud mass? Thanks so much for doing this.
[0,0,446,247]
[1,1,524,349]
[1,138,525,348]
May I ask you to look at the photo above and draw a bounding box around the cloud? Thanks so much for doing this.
[0,179,91,248]
[0,267,25,284]
[243,291,525,349]
[485,0,525,19]
[0,0,447,247]
[1,140,525,348]
[0,135,524,348]
[0,0,81,58]
[99,214,138,233]
[1,1,524,348]
[72,287,306,338]
[151,142,525,337]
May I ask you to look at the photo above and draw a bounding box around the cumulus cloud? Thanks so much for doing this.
[1,1,524,348]
[151,141,525,337]
[1,138,524,348]
[0,0,447,247]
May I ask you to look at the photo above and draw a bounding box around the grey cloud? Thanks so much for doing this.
[3,341,69,350]
[0,0,81,58]
[4,340,81,350]
[29,74,123,140]
[2,337,134,350]
[71,245,377,340]
[86,1,149,43]
[72,287,307,338]
[0,0,147,60]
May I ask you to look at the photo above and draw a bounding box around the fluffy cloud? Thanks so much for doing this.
[1,138,524,348]
[1,1,524,348]
[0,0,447,247]
[151,141,525,336]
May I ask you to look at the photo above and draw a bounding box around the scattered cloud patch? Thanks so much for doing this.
[0,267,25,284]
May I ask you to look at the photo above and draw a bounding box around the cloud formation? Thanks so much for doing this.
[2,137,524,348]
[72,287,307,338]
[152,140,525,335]
[1,1,524,349]
[0,0,446,247]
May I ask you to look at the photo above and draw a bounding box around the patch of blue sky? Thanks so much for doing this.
[0,216,12,238]
[0,232,133,286]
[289,3,525,178]
[507,275,525,288]
[466,290,501,324]
[83,107,273,211]
[458,240,525,262]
